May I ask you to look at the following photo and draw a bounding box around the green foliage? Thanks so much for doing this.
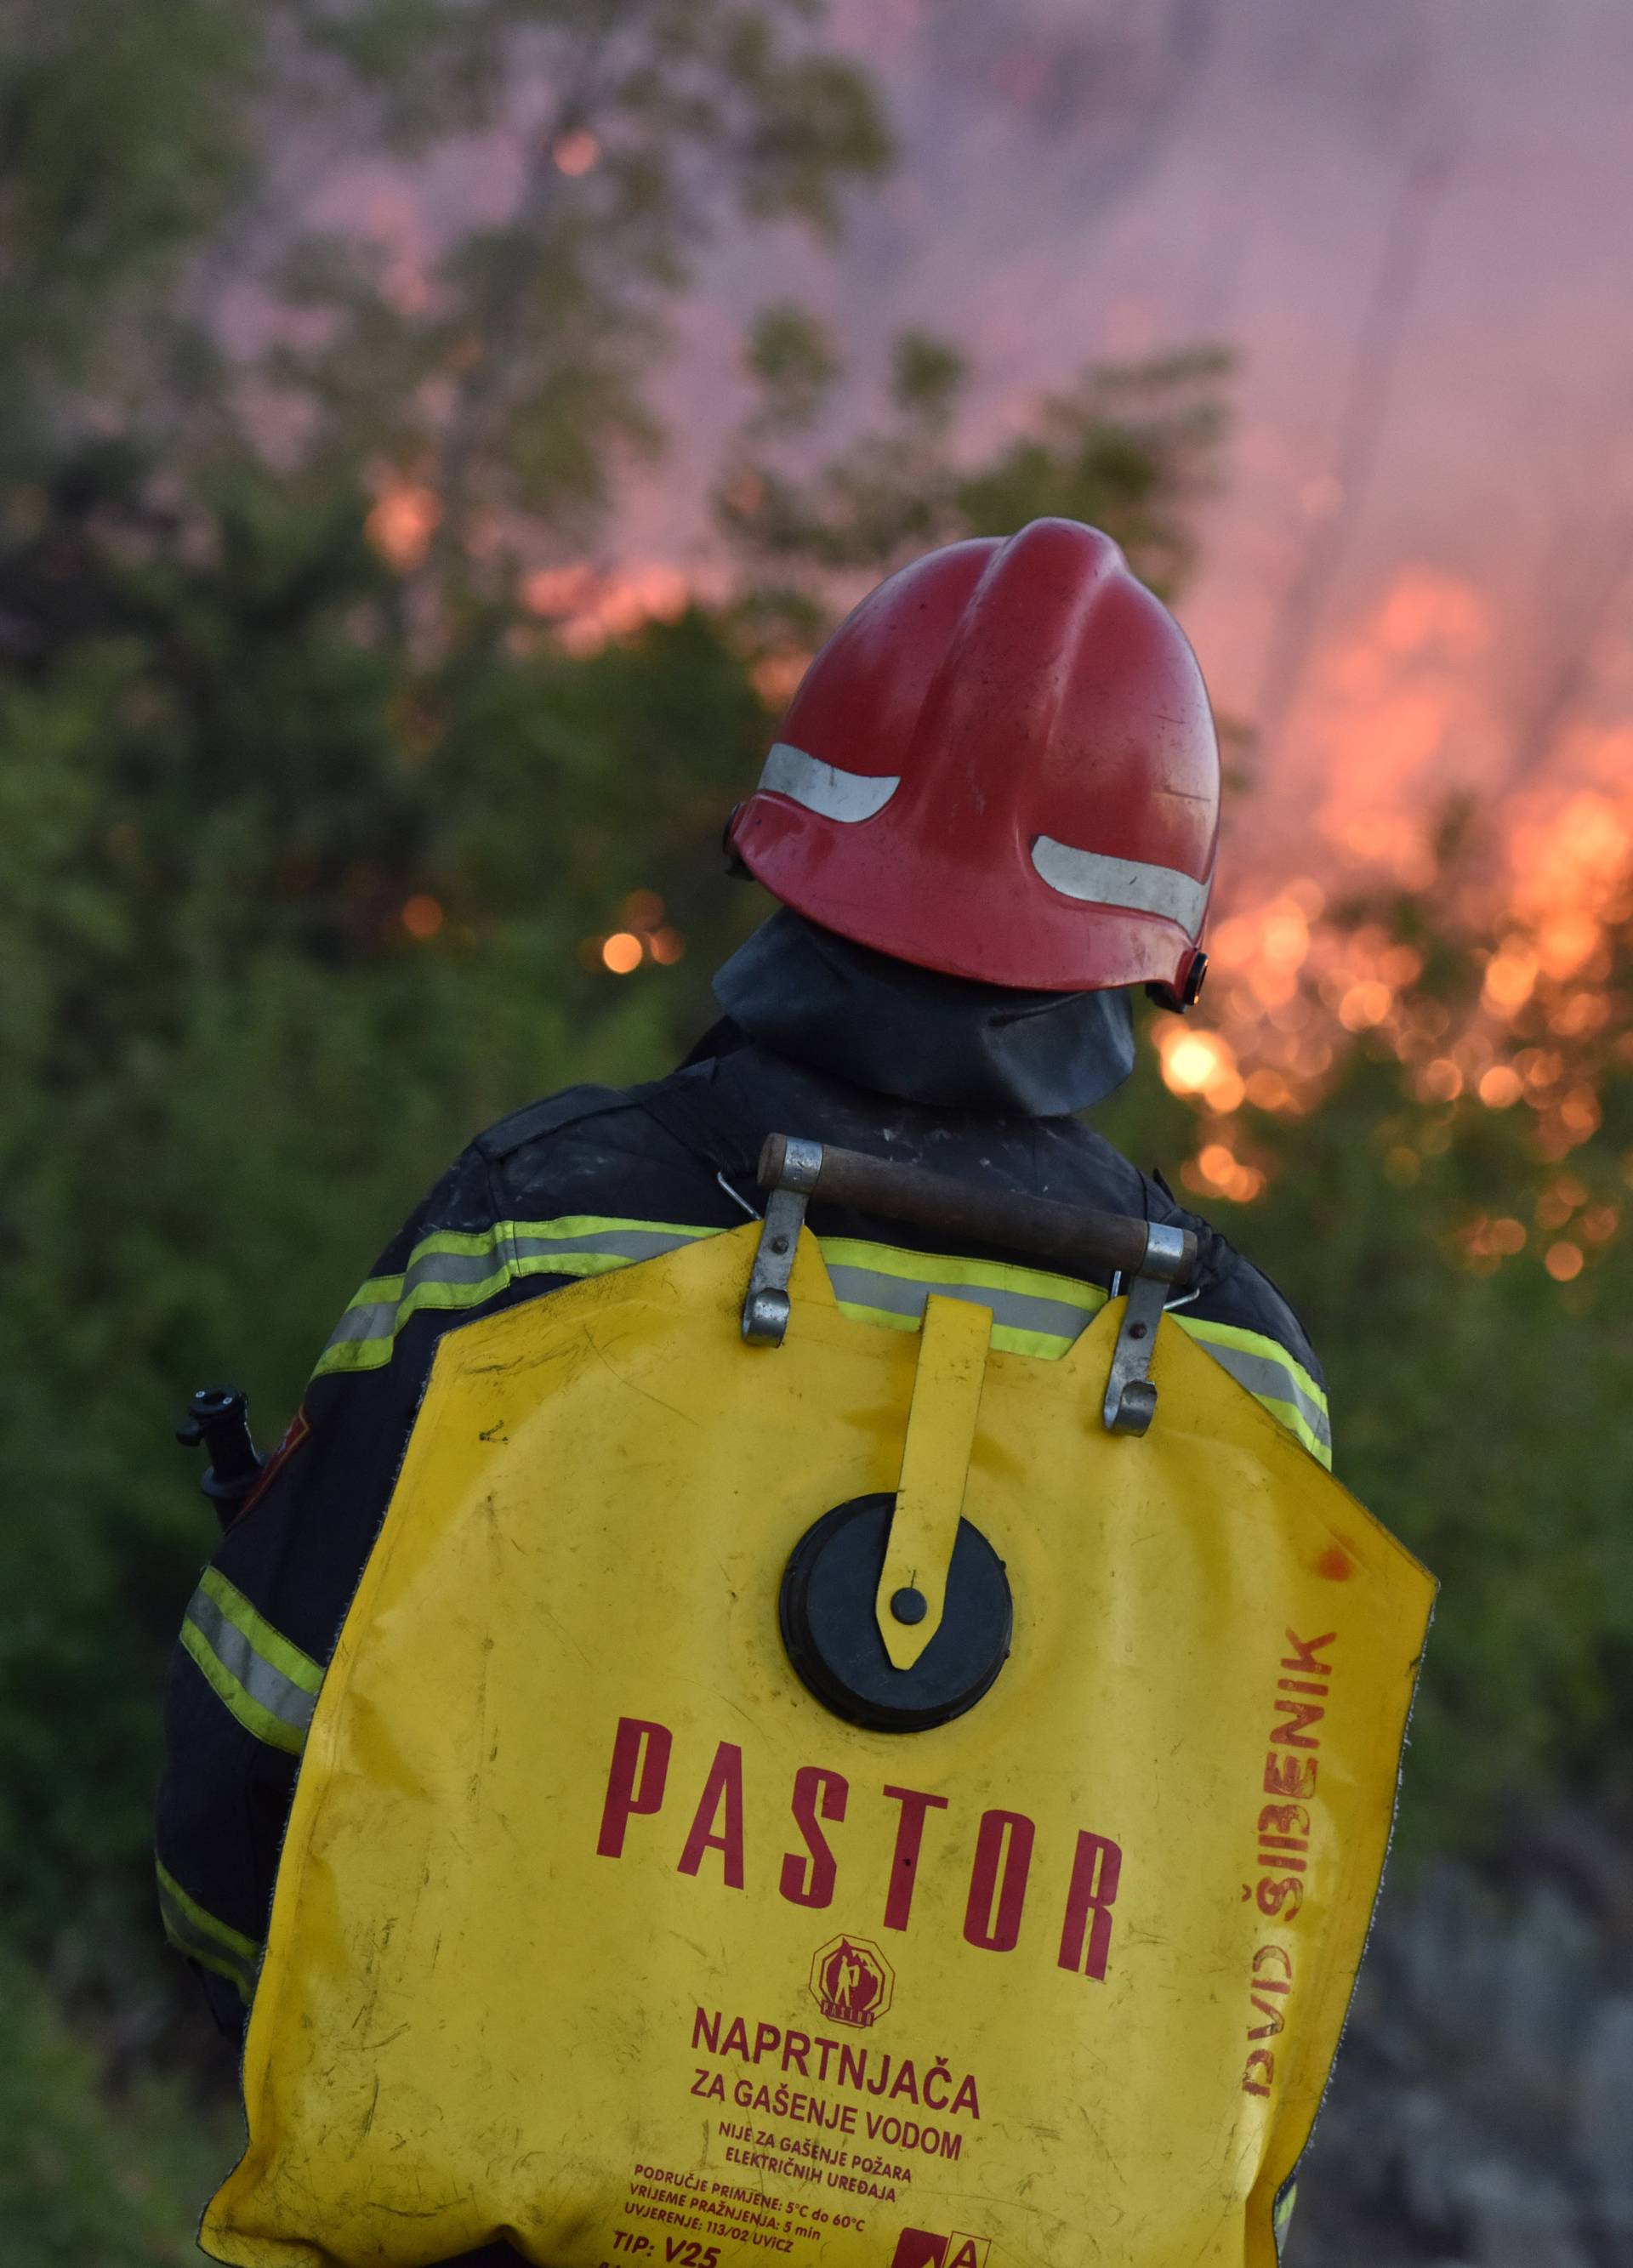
[3,0,1630,2240]
[0,0,881,2215]
[430,605,769,975]
[0,1949,236,2265]
[0,0,256,452]
[890,330,967,427]
[0,503,760,1944]
[3,0,891,606]
[715,336,1231,613]
[744,304,843,432]
[954,351,1231,597]
[259,0,893,588]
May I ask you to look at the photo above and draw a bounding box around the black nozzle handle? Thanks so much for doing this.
[177,1386,265,1526]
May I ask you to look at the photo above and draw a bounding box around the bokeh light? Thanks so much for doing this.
[400,894,444,940]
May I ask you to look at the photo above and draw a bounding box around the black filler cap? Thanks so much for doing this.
[779,1493,1012,1734]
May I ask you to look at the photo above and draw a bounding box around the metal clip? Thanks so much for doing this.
[742,1137,824,1345]
[1101,1221,1191,1436]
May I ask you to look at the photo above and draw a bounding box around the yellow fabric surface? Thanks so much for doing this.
[873,1293,992,1668]
[207,1223,1431,2268]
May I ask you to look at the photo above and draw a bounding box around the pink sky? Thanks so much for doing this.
[297,0,1633,903]
[614,0,1633,890]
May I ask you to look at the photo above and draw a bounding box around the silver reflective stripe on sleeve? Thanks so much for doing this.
[401,1246,503,1295]
[1030,837,1209,934]
[324,1294,407,1349]
[758,742,901,822]
[179,1571,325,1755]
[156,1860,260,2005]
[313,1220,723,1375]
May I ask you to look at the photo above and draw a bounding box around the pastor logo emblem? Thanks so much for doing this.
[890,2230,989,2268]
[809,1933,894,2029]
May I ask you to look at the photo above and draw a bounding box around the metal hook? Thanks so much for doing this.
[1101,1222,1191,1435]
[741,1137,823,1345]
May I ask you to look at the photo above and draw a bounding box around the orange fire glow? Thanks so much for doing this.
[1298,568,1497,888]
[367,478,441,571]
[553,130,600,177]
[1148,579,1633,1245]
[600,932,643,975]
[521,560,692,654]
[401,894,444,940]
[752,652,812,707]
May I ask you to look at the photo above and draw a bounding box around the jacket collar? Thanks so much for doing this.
[707,910,1136,1118]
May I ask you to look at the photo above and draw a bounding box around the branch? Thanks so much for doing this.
[425,3,641,592]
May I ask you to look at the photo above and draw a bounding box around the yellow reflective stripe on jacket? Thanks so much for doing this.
[824,1239,1332,1463]
[313,1219,723,1376]
[156,1858,261,2004]
[314,1216,1329,1462]
[181,1569,324,1756]
[1175,1316,1332,1467]
[818,1236,1108,1360]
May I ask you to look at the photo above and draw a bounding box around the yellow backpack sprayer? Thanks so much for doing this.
[202,1137,1432,2268]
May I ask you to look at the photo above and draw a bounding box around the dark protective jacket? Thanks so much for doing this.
[156,981,1329,2247]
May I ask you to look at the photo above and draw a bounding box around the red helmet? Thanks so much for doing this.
[727,518,1219,997]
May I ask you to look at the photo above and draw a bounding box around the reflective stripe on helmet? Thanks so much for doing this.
[758,741,900,821]
[1029,836,1210,935]
[156,1858,261,2004]
[180,1569,324,1755]
[313,1219,1329,1464]
[731,524,1220,990]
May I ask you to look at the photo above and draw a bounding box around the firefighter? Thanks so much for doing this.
[157,518,1332,2260]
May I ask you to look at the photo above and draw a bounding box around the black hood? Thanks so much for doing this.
[708,909,1137,1117]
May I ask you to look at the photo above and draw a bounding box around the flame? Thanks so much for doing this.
[601,932,643,974]
[752,651,811,707]
[1181,1143,1266,1206]
[400,894,443,940]
[1293,567,1497,888]
[589,893,686,974]
[522,560,691,653]
[1158,1026,1244,1114]
[367,477,440,570]
[1477,1066,1523,1108]
[553,130,600,177]
[1156,738,1633,1213]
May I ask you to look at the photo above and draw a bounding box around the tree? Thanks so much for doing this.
[714,319,1230,674]
[0,0,890,2198]
[263,0,892,610]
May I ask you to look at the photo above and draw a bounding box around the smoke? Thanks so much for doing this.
[625,0,1633,901]
[286,0,1633,914]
